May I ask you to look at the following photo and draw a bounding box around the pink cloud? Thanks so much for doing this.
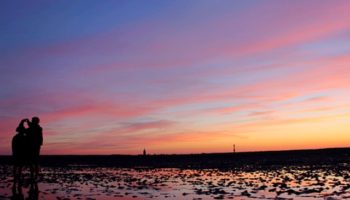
[6,1,350,75]
[2,1,350,155]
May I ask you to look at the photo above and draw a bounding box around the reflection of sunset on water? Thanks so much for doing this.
[1,165,350,199]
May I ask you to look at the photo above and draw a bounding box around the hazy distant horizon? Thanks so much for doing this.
[1,0,350,155]
[1,146,349,156]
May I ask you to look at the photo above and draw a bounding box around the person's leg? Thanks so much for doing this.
[12,165,18,192]
[32,164,37,180]
[17,179,23,199]
[34,147,41,180]
[35,164,39,180]
[30,164,35,181]
[17,166,23,188]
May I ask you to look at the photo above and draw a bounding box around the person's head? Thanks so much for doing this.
[31,117,40,125]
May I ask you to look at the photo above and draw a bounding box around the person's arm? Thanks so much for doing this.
[16,119,27,132]
[27,119,32,127]
[39,127,43,146]
[12,137,15,155]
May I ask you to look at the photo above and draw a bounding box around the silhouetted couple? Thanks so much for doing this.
[12,117,43,193]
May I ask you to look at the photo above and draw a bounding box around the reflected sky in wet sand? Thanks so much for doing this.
[1,165,350,199]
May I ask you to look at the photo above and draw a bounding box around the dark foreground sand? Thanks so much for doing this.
[1,148,350,199]
[1,164,350,200]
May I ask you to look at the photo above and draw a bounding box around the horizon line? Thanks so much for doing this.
[1,146,349,157]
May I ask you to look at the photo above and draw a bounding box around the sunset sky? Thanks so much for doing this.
[1,0,350,155]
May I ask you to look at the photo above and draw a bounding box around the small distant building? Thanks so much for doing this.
[143,148,147,156]
[233,144,236,153]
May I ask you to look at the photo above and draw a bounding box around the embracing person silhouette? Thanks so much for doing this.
[12,117,43,189]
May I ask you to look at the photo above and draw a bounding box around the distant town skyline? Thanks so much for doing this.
[1,0,350,155]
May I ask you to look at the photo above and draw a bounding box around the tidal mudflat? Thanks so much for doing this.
[1,164,350,200]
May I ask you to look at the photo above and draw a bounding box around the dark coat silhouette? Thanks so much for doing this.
[27,122,43,164]
[13,121,30,166]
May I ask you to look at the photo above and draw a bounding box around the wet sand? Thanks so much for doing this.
[1,164,350,200]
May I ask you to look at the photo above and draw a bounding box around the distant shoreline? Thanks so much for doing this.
[2,146,350,157]
[1,147,349,169]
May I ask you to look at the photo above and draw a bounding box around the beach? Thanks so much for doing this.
[1,149,350,200]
